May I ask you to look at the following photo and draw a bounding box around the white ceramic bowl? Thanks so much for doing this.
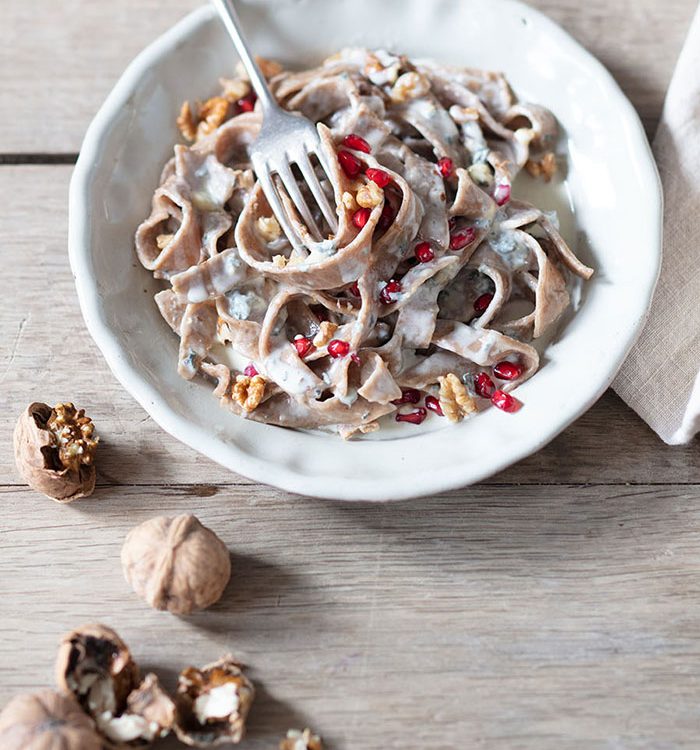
[69,0,662,501]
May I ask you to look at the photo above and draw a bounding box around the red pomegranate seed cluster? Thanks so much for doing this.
[327,339,350,358]
[494,181,511,206]
[491,390,522,413]
[493,361,524,381]
[244,364,258,377]
[338,150,364,178]
[395,408,427,425]
[392,388,421,406]
[438,157,454,179]
[473,293,494,315]
[449,226,476,251]
[343,133,371,153]
[348,281,360,297]
[366,167,392,188]
[237,93,257,113]
[474,372,495,398]
[424,395,444,416]
[293,336,315,358]
[414,241,435,263]
[380,280,402,305]
[352,207,372,229]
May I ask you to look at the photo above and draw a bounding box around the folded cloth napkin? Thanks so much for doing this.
[613,5,700,444]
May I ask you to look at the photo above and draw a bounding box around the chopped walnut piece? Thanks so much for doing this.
[257,215,282,242]
[341,191,358,211]
[390,71,430,103]
[467,163,494,187]
[280,728,323,750]
[236,56,283,80]
[47,403,99,473]
[156,233,174,250]
[438,373,477,423]
[219,77,251,103]
[232,375,266,412]
[197,96,231,139]
[525,152,557,182]
[177,101,198,142]
[272,254,288,269]
[356,180,384,208]
[450,105,480,122]
[312,321,338,348]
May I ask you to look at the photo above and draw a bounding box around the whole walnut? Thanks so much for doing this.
[121,514,231,615]
[0,689,102,749]
[14,402,98,501]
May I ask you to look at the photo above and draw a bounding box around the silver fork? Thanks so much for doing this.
[211,0,339,252]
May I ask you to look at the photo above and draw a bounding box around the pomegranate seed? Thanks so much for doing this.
[237,93,256,113]
[348,281,361,297]
[391,388,421,406]
[365,167,391,188]
[415,241,435,263]
[338,150,364,178]
[494,181,511,206]
[395,408,427,425]
[425,395,444,416]
[474,372,495,398]
[351,353,361,364]
[328,339,350,358]
[438,157,454,179]
[352,207,372,229]
[491,389,523,413]
[293,336,315,358]
[473,293,494,315]
[380,279,402,305]
[343,133,371,154]
[244,364,258,377]
[493,361,524,380]
[449,226,477,250]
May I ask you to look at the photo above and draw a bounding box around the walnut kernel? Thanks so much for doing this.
[177,101,198,142]
[174,656,255,747]
[121,514,231,615]
[390,71,430,103]
[312,322,338,349]
[0,689,102,750]
[356,180,384,208]
[438,373,477,423]
[232,375,266,412]
[280,728,323,750]
[256,215,282,242]
[525,152,557,181]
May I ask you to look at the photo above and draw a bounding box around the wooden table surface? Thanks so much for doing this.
[1,1,699,748]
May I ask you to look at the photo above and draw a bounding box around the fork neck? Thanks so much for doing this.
[211,0,280,112]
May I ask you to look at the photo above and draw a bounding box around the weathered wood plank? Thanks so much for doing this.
[0,0,695,152]
[1,165,698,490]
[1,484,700,748]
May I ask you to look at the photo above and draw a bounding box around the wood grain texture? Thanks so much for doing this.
[2,485,700,749]
[0,0,695,153]
[2,2,700,748]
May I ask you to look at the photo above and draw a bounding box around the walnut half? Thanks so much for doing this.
[14,402,99,502]
[174,656,255,747]
[55,623,175,749]
[0,689,103,750]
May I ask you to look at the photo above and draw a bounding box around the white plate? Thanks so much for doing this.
[69,0,662,501]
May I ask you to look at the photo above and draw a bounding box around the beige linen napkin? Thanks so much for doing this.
[613,6,700,444]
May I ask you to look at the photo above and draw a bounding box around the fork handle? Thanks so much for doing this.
[210,0,279,112]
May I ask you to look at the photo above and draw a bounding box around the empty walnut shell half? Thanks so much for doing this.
[174,656,255,747]
[55,623,175,748]
[14,402,99,501]
[121,514,231,615]
[0,689,103,750]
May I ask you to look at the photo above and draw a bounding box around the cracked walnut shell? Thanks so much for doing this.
[0,689,103,750]
[14,402,98,501]
[174,656,255,747]
[121,514,231,615]
[55,623,175,748]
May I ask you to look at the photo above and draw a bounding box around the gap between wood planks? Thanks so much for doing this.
[0,154,78,165]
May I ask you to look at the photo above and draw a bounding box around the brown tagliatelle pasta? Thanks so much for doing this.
[135,48,593,438]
